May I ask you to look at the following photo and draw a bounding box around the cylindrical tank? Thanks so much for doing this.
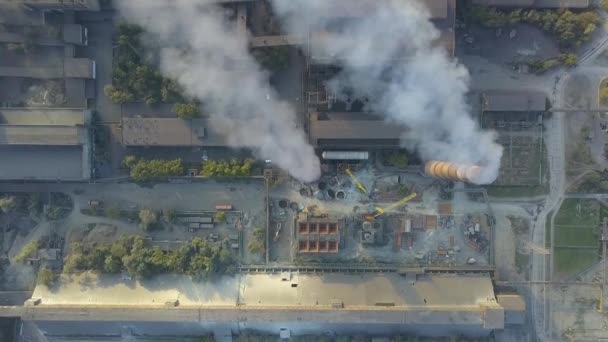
[424,161,482,183]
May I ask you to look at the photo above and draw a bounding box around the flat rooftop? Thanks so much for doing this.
[121,117,226,147]
[0,108,86,145]
[481,90,547,112]
[27,272,505,329]
[0,145,83,180]
[309,112,407,147]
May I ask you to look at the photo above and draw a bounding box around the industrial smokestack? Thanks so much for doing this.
[424,161,483,184]
[271,0,503,184]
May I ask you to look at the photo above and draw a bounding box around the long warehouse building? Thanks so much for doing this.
[6,272,525,339]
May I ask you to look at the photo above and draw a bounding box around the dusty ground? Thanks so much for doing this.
[460,23,559,67]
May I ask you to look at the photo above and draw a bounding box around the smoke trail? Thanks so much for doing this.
[272,0,503,184]
[115,0,320,182]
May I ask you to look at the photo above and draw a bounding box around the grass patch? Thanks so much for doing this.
[486,184,548,198]
[555,248,598,277]
[554,226,598,246]
[554,199,600,226]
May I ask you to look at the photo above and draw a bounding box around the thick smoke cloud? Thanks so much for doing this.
[272,0,503,184]
[115,0,320,182]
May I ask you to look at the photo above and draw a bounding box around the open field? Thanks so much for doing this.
[554,199,601,278]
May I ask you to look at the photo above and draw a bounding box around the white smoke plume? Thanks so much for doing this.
[115,0,321,182]
[272,0,503,184]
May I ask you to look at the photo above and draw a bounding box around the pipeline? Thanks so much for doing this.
[424,161,482,184]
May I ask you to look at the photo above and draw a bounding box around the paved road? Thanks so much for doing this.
[0,180,265,213]
[527,18,608,340]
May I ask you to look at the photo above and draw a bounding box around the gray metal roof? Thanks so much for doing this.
[64,58,94,79]
[0,145,84,180]
[319,0,448,19]
[309,112,407,147]
[0,125,82,145]
[481,90,547,112]
[62,24,84,45]
[122,118,225,147]
[472,0,588,8]
[0,108,86,146]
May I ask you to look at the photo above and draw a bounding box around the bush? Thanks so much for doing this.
[386,151,409,168]
[37,268,56,287]
[215,211,226,223]
[104,206,121,219]
[15,240,40,263]
[202,159,253,177]
[0,196,16,213]
[172,103,199,119]
[602,0,608,11]
[104,85,134,104]
[139,209,158,231]
[123,156,184,182]
[247,228,265,255]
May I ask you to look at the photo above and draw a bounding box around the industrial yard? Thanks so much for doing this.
[4,0,608,340]
[267,162,494,268]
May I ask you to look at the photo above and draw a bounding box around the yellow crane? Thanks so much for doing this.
[365,193,417,221]
[344,168,367,194]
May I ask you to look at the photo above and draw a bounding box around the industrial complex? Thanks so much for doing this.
[0,0,607,340]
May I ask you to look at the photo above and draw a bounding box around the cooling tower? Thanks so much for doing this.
[424,161,482,183]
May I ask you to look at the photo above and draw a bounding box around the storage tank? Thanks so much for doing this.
[424,161,482,183]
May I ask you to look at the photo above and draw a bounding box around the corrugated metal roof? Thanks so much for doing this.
[319,0,449,19]
[481,90,547,112]
[309,112,407,147]
[0,125,82,145]
[472,0,588,7]
[122,118,225,147]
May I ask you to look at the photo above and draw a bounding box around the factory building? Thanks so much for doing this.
[471,0,589,8]
[308,112,407,148]
[0,6,96,108]
[15,272,524,339]
[0,0,101,11]
[121,118,224,147]
[0,108,91,180]
[480,90,547,130]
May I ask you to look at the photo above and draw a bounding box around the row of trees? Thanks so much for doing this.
[202,159,253,177]
[527,53,577,74]
[470,7,600,49]
[123,156,184,182]
[63,235,235,279]
[107,24,186,105]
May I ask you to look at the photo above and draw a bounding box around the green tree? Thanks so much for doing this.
[123,155,138,169]
[104,85,134,104]
[172,103,199,119]
[15,240,40,263]
[557,53,577,66]
[247,228,265,255]
[0,196,16,214]
[215,211,226,223]
[163,209,177,223]
[37,268,56,287]
[602,0,608,11]
[127,158,184,182]
[139,209,158,231]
